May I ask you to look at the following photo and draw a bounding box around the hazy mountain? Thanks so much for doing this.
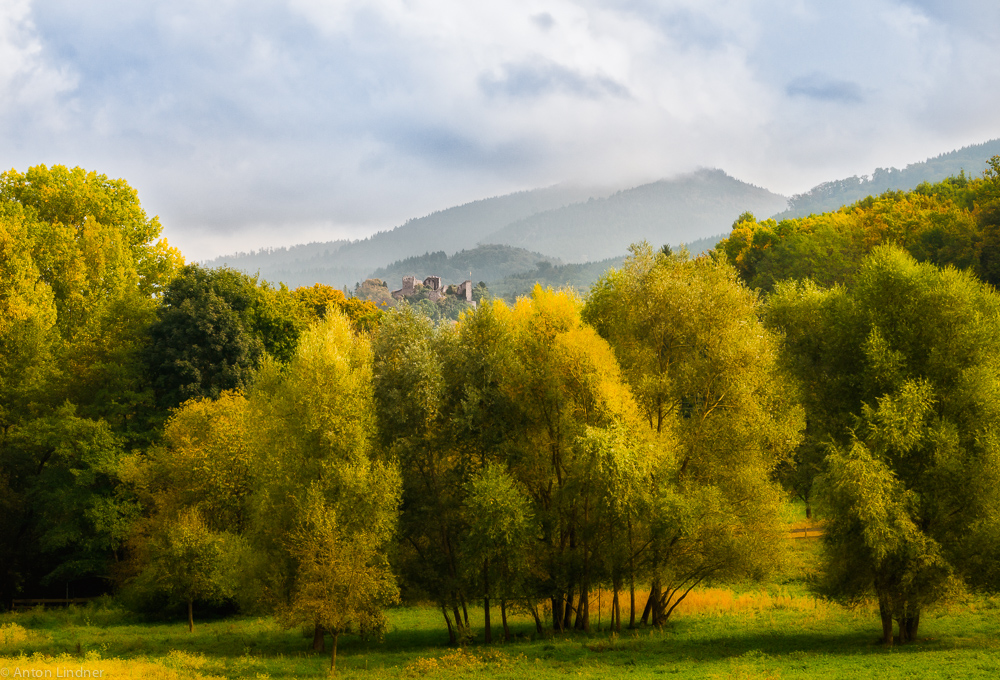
[774,138,1000,220]
[488,257,626,302]
[482,170,788,262]
[207,182,620,288]
[371,244,560,289]
[206,138,999,291]
[487,233,726,301]
[202,240,350,281]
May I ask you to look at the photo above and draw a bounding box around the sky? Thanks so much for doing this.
[2,0,1000,261]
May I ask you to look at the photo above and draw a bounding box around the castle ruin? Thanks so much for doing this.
[392,275,474,304]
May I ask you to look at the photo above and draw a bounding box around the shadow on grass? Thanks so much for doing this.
[6,603,996,678]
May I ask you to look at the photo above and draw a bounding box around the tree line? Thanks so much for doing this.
[3,161,1000,658]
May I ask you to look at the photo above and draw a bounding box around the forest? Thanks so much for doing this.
[3,160,1000,677]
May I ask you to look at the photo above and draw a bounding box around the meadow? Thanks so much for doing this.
[4,509,1000,679]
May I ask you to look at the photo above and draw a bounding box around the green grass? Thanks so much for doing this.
[4,595,1000,678]
[3,505,1000,679]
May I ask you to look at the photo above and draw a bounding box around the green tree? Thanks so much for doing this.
[770,246,1000,644]
[461,464,535,642]
[0,164,180,606]
[500,287,642,632]
[371,308,469,640]
[131,508,241,631]
[584,244,803,626]
[246,311,400,652]
[574,425,653,631]
[145,265,306,411]
[126,391,255,537]
[281,487,398,674]
[1,405,139,599]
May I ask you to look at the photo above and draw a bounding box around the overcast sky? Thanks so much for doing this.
[3,0,1000,260]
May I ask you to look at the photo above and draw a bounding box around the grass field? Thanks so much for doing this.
[3,508,1000,679]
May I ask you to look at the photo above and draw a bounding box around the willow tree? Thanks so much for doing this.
[499,286,646,632]
[248,311,400,653]
[768,246,1000,644]
[282,487,398,674]
[584,243,803,626]
[461,464,535,642]
[371,308,470,641]
[121,390,254,619]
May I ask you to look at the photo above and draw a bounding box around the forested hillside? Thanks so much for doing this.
[370,244,559,289]
[208,182,618,289]
[205,140,1000,295]
[208,170,782,288]
[716,156,1000,292]
[484,169,787,262]
[775,138,1000,220]
[202,240,349,282]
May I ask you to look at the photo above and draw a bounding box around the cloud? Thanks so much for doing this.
[0,0,76,125]
[3,0,1000,260]
[786,73,864,103]
[479,60,631,100]
[531,12,555,31]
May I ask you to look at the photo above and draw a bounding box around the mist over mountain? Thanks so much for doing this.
[206,139,1000,294]
[776,139,1000,220]
[206,182,618,288]
[209,169,784,288]
[483,169,788,262]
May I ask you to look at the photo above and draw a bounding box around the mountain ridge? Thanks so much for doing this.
[206,138,1000,292]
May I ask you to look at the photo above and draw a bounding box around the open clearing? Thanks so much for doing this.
[3,521,1000,679]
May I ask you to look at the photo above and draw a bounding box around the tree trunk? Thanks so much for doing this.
[441,604,456,645]
[805,503,812,519]
[461,597,470,629]
[552,595,564,632]
[501,600,510,642]
[898,608,919,644]
[651,584,665,627]
[188,599,194,633]
[451,594,464,640]
[484,595,492,643]
[629,583,636,629]
[483,560,492,643]
[628,518,637,629]
[878,596,894,647]
[531,605,544,635]
[575,584,589,631]
[330,631,338,674]
[640,584,656,626]
[611,586,622,633]
[312,623,325,651]
[563,588,575,631]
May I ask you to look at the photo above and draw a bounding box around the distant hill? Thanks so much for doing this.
[206,170,771,288]
[482,170,788,262]
[371,244,560,289]
[488,257,627,302]
[774,138,1000,220]
[488,234,726,302]
[207,182,620,289]
[206,138,1000,290]
[202,241,350,283]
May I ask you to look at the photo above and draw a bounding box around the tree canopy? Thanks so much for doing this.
[767,246,1000,643]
